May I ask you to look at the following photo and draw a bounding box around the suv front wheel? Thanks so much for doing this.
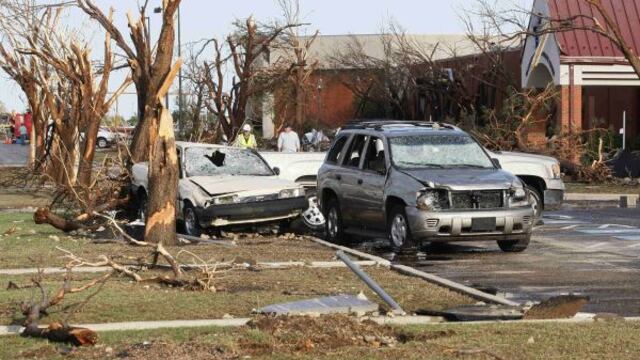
[497,235,530,252]
[324,197,345,244]
[388,205,416,251]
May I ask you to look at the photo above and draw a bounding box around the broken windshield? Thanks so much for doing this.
[184,147,274,177]
[389,135,494,169]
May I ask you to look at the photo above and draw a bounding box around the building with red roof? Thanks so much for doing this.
[522,0,640,144]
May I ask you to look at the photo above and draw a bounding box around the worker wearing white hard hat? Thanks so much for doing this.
[234,123,257,149]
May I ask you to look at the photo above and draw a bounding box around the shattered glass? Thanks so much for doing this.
[389,135,494,169]
[184,147,274,177]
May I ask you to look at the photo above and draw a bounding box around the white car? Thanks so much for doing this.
[96,127,117,148]
[260,147,564,219]
[132,142,308,236]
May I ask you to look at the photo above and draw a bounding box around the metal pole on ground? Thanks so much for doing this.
[622,111,627,150]
[336,250,405,315]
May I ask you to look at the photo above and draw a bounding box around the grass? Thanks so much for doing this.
[566,182,640,194]
[0,265,472,326]
[0,212,338,269]
[1,319,639,359]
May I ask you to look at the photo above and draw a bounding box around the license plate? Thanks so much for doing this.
[472,217,496,232]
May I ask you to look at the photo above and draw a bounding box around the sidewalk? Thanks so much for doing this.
[0,143,28,167]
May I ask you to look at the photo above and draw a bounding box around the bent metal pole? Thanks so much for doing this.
[336,250,405,315]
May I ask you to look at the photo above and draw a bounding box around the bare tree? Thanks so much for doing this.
[200,17,300,141]
[78,0,182,245]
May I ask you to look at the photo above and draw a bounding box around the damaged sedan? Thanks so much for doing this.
[132,142,307,236]
[317,121,534,252]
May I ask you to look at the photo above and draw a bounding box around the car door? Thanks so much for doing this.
[339,134,368,225]
[351,136,387,230]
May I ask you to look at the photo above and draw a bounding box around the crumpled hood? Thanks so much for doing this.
[401,169,519,190]
[189,175,299,196]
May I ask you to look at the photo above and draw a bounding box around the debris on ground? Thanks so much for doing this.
[523,295,589,320]
[422,305,523,322]
[256,294,378,316]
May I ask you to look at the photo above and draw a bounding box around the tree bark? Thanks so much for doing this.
[144,106,179,245]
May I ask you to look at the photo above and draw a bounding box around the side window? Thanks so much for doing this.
[342,134,368,168]
[363,137,386,174]
[327,136,348,164]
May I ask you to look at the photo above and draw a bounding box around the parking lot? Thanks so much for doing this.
[353,206,640,316]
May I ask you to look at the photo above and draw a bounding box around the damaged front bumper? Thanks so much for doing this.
[195,197,308,228]
[406,206,534,242]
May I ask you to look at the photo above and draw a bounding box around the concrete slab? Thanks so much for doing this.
[257,294,378,315]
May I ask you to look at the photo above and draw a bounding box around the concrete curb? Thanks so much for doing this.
[306,237,392,267]
[565,193,638,207]
[0,261,381,276]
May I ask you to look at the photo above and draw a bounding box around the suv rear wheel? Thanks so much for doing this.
[497,235,530,252]
[388,205,416,251]
[324,197,345,243]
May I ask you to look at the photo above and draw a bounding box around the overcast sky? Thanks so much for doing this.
[0,0,532,117]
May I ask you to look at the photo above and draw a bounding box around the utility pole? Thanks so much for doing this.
[177,4,183,133]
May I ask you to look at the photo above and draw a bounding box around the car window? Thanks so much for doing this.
[342,134,368,168]
[184,147,274,177]
[363,136,386,174]
[389,134,494,169]
[326,135,348,164]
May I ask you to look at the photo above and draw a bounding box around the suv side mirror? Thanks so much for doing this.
[491,158,501,169]
[273,167,281,176]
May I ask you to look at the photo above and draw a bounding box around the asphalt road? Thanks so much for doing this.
[353,206,640,316]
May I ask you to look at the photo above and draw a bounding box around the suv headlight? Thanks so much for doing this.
[552,163,561,179]
[279,188,305,199]
[509,187,529,207]
[211,194,239,205]
[417,189,448,211]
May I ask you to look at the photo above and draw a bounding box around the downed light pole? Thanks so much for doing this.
[336,250,405,315]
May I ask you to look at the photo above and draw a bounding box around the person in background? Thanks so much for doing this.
[277,124,300,153]
[24,110,32,138]
[19,122,27,145]
[234,124,257,149]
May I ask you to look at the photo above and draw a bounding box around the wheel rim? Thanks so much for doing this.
[98,139,107,148]
[302,196,326,228]
[185,208,198,235]
[327,206,339,238]
[390,214,407,247]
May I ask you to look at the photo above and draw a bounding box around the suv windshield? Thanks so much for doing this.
[389,134,494,169]
[185,147,274,177]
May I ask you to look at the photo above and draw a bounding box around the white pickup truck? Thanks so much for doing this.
[261,148,564,219]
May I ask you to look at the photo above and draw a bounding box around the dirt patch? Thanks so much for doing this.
[524,295,589,320]
[108,342,233,360]
[240,315,455,356]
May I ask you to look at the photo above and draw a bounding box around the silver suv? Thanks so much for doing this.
[317,121,534,252]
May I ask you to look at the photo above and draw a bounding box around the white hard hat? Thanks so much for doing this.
[242,124,251,132]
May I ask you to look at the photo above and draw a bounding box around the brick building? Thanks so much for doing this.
[522,0,640,146]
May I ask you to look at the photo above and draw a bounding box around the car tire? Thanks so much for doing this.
[387,205,416,251]
[526,185,543,220]
[324,197,345,244]
[97,137,108,149]
[183,204,202,237]
[497,235,530,252]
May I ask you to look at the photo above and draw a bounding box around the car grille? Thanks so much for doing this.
[237,194,279,203]
[450,190,505,209]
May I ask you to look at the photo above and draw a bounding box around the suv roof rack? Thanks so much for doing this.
[342,120,458,131]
